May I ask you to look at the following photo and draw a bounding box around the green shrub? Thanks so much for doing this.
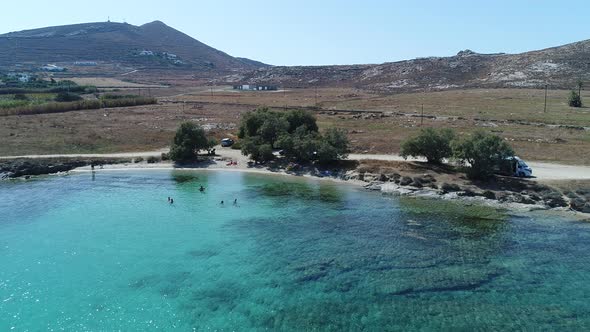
[161,152,170,161]
[101,94,141,100]
[101,97,157,108]
[134,157,144,163]
[13,93,28,101]
[452,130,514,179]
[568,90,582,107]
[401,128,455,164]
[55,92,83,102]
[230,141,242,150]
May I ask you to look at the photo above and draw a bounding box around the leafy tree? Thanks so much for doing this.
[241,136,275,162]
[283,109,318,133]
[317,128,350,163]
[452,131,515,179]
[169,122,210,161]
[400,128,455,164]
[568,90,582,108]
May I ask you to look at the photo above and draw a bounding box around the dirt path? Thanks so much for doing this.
[2,150,589,181]
[0,149,169,160]
[347,154,590,181]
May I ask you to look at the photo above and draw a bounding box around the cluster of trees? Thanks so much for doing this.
[238,108,349,163]
[401,128,514,179]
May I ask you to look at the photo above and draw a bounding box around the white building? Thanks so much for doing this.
[41,64,65,72]
[74,61,97,66]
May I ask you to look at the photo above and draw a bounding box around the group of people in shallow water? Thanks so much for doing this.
[167,185,238,206]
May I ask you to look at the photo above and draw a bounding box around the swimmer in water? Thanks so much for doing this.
[170,198,174,204]
[233,199,237,205]
[220,200,224,205]
[167,196,171,202]
[199,185,205,192]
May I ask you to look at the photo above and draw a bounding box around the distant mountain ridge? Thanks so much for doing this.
[0,21,269,72]
[228,40,590,91]
[1,21,588,91]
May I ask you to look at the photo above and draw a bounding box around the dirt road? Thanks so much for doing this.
[347,153,590,181]
[0,150,168,160]
[1,150,588,181]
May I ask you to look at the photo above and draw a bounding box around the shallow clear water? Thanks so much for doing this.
[0,170,589,331]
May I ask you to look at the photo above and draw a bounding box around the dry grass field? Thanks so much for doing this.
[1,85,589,165]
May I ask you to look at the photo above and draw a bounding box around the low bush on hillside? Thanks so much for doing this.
[13,93,28,101]
[101,97,157,108]
[55,92,83,102]
[101,94,141,100]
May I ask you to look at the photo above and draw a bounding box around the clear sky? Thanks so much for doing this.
[1,0,589,66]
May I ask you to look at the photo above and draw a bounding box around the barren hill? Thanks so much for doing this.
[227,40,590,91]
[0,21,268,73]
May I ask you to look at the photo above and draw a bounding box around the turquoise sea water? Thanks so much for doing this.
[1,170,589,331]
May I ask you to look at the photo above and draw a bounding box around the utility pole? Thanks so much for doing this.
[210,87,213,97]
[314,86,318,107]
[544,84,548,113]
[420,88,426,127]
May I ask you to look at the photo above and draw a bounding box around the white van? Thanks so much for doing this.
[505,156,533,177]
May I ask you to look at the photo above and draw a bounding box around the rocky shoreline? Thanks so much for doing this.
[340,169,590,214]
[0,158,132,179]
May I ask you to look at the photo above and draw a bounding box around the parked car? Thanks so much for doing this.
[221,138,234,147]
[499,156,533,177]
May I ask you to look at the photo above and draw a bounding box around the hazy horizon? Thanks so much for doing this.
[1,0,589,66]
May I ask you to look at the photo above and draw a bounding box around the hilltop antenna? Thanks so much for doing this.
[108,16,110,23]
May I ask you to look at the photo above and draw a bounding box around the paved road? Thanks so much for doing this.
[1,150,589,181]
